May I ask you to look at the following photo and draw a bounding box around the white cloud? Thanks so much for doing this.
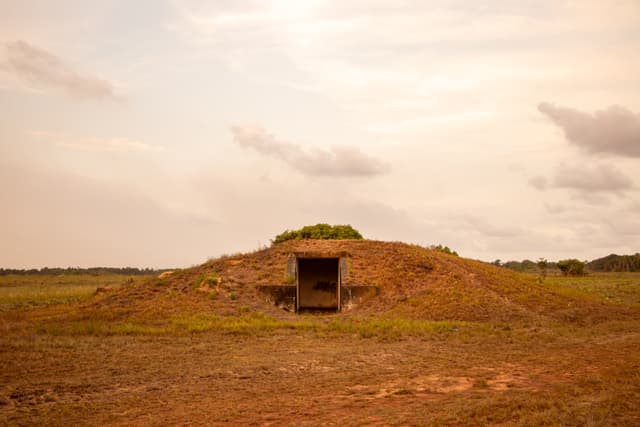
[231,124,389,177]
[0,40,116,99]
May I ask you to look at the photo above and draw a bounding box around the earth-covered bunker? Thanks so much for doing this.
[258,250,378,313]
[295,253,345,311]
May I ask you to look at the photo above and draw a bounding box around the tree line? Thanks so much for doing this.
[495,253,640,275]
[587,253,640,272]
[0,267,167,276]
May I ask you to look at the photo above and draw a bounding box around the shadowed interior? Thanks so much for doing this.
[297,258,339,310]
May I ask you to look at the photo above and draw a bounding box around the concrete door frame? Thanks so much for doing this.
[295,257,341,312]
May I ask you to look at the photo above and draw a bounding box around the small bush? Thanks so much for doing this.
[273,223,363,243]
[430,244,458,256]
[193,274,220,289]
[557,259,586,276]
[152,279,166,287]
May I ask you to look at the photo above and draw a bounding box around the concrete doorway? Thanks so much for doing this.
[296,257,340,311]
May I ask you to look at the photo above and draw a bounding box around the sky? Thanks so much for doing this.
[1,0,639,268]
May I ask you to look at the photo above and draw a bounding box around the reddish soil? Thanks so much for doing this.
[2,328,639,425]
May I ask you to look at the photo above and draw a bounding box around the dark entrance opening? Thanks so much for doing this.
[296,258,340,311]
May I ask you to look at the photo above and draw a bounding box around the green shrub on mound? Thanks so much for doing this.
[273,223,363,243]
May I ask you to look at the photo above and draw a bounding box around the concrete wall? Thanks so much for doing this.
[297,258,339,309]
[258,285,379,312]
[341,286,379,310]
[286,254,297,279]
[257,285,296,311]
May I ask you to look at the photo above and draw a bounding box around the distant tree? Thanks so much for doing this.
[492,259,502,267]
[273,224,363,243]
[502,259,546,273]
[430,244,458,256]
[557,259,586,276]
[503,260,525,272]
[537,258,548,281]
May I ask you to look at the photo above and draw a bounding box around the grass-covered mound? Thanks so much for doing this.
[69,240,637,328]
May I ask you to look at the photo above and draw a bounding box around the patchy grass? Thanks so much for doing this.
[325,317,472,339]
[28,311,476,339]
[171,312,316,334]
[0,274,146,310]
[170,313,483,339]
[34,320,171,336]
[192,273,220,289]
[540,272,640,306]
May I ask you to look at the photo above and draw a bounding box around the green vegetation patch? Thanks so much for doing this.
[273,223,363,243]
[35,320,170,336]
[325,317,469,339]
[171,312,316,334]
[27,309,483,340]
[430,244,459,256]
[557,259,586,276]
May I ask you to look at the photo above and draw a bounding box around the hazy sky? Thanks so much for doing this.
[1,1,639,268]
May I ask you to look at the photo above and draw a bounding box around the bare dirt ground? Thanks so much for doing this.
[2,323,639,426]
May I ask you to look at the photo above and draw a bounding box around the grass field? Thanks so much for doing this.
[541,272,640,306]
[0,274,148,311]
[1,271,639,425]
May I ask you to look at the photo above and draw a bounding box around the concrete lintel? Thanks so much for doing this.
[291,251,350,259]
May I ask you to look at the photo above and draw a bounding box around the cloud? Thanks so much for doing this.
[528,176,548,190]
[29,130,162,152]
[538,102,640,157]
[231,124,389,177]
[627,201,640,214]
[461,215,521,238]
[544,203,567,214]
[607,218,640,236]
[530,163,634,201]
[1,40,115,99]
[552,163,633,192]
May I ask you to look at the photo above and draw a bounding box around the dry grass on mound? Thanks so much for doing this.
[46,240,637,328]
